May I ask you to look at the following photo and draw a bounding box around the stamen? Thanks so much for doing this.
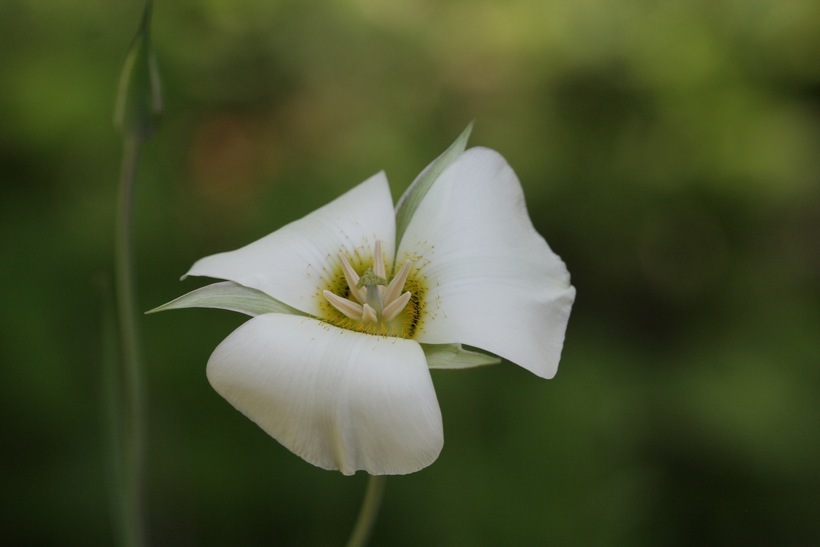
[382,261,412,306]
[362,303,378,323]
[339,253,365,304]
[323,290,363,321]
[382,291,412,322]
[373,240,386,279]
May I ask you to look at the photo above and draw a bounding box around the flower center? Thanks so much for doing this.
[321,240,418,337]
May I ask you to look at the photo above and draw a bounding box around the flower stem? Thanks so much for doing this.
[110,0,160,540]
[114,135,147,546]
[345,475,386,547]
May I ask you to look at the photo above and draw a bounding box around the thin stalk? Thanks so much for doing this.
[114,135,146,547]
[100,276,125,544]
[345,475,386,547]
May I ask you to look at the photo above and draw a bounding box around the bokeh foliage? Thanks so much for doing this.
[1,0,819,544]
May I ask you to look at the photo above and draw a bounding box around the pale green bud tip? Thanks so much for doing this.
[114,0,163,141]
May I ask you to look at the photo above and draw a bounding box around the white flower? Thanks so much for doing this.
[153,129,575,475]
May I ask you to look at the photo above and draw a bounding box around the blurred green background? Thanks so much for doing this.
[2,0,819,544]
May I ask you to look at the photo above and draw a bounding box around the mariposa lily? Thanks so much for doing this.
[151,127,575,475]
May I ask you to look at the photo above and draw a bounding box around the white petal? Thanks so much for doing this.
[207,314,443,475]
[185,173,396,317]
[398,147,575,379]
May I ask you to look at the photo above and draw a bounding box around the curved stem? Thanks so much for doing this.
[345,475,386,547]
[115,135,146,546]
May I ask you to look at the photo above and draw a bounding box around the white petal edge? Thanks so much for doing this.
[398,147,576,379]
[185,173,396,317]
[207,314,443,475]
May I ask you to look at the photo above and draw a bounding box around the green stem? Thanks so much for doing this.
[346,475,386,547]
[115,135,146,547]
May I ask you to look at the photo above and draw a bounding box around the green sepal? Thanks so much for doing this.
[394,122,473,246]
[146,281,302,317]
[114,0,163,141]
[422,342,501,369]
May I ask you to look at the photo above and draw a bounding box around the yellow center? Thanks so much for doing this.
[319,241,424,338]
